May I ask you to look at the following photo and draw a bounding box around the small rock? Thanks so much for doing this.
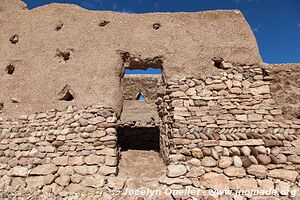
[276,181,291,196]
[81,174,105,188]
[84,154,105,165]
[52,156,68,166]
[191,148,203,159]
[255,146,267,154]
[8,166,29,177]
[68,156,84,166]
[241,146,251,156]
[202,157,217,167]
[229,147,240,156]
[55,175,70,186]
[269,154,279,164]
[230,178,258,190]
[224,166,246,178]
[278,154,287,164]
[167,164,187,178]
[98,166,116,176]
[248,114,263,122]
[11,177,26,187]
[107,177,125,190]
[218,157,233,168]
[257,179,274,190]
[200,172,230,190]
[30,164,58,175]
[233,156,243,167]
[268,169,298,182]
[287,155,300,164]
[73,165,98,175]
[256,154,271,165]
[247,165,267,178]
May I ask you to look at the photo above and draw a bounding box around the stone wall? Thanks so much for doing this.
[157,63,300,199]
[0,63,299,199]
[0,105,120,194]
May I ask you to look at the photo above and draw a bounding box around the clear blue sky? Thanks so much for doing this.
[23,0,300,74]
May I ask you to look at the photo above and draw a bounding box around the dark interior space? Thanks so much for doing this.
[117,127,160,152]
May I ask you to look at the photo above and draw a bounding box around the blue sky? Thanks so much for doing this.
[23,0,300,74]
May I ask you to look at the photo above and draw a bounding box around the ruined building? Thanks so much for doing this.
[0,0,299,199]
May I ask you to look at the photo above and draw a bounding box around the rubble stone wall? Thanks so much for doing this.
[0,105,120,193]
[157,63,300,198]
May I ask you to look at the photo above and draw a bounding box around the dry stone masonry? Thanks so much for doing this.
[156,64,300,199]
[0,0,299,199]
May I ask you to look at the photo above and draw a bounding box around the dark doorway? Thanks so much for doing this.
[117,127,160,152]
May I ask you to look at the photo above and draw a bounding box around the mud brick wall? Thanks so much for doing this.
[0,105,120,193]
[121,74,161,101]
[157,63,300,199]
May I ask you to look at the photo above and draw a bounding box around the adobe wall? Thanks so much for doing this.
[267,63,300,120]
[121,74,161,101]
[0,0,299,199]
[0,0,261,118]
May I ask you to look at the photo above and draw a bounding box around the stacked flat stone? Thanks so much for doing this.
[0,105,124,194]
[157,64,300,199]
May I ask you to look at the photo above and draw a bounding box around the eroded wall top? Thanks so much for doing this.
[267,63,300,120]
[0,0,262,118]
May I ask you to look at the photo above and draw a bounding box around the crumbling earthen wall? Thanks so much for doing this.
[267,63,300,120]
[0,0,262,118]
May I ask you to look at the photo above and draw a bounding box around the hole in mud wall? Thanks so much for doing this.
[119,51,164,71]
[262,68,269,77]
[55,22,63,31]
[0,102,3,113]
[55,49,74,62]
[58,84,75,101]
[153,23,161,30]
[99,20,110,27]
[117,127,160,152]
[135,92,145,101]
[212,57,223,69]
[5,64,15,75]
[9,35,19,44]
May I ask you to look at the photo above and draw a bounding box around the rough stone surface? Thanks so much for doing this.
[8,166,29,177]
[167,164,187,178]
[247,165,267,178]
[30,164,58,175]
[268,169,298,182]
[230,178,258,190]
[200,172,230,190]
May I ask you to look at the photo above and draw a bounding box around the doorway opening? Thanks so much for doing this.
[117,127,160,152]
[117,126,165,186]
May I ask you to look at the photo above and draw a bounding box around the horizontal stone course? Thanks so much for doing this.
[0,105,118,192]
[158,66,300,199]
